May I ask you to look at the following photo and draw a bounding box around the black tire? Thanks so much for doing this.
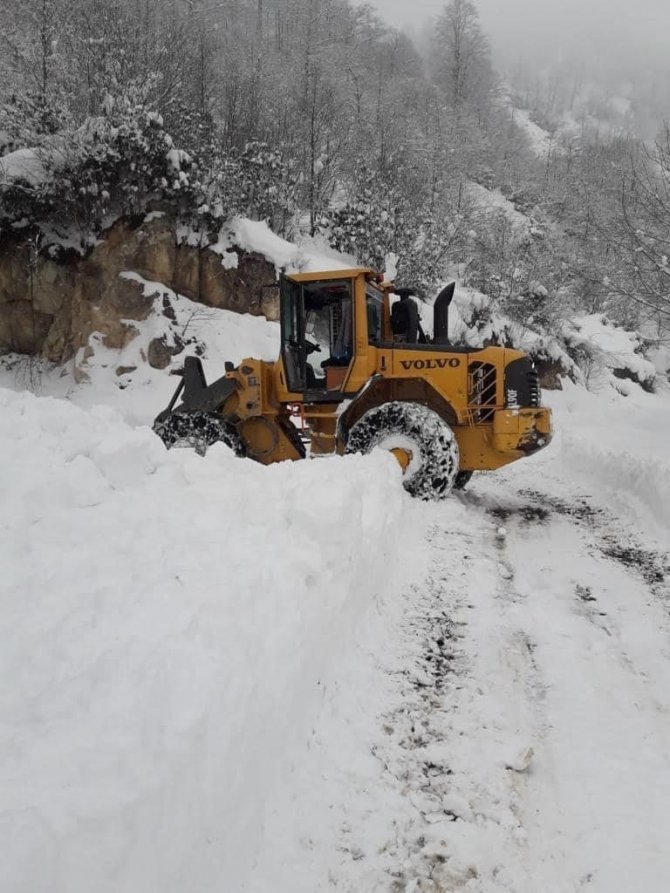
[453,470,474,490]
[345,401,459,500]
[153,411,245,457]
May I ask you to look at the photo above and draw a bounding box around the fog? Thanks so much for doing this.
[364,0,670,135]
[367,0,670,74]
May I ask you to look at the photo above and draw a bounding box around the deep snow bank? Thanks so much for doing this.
[543,382,670,542]
[0,387,406,893]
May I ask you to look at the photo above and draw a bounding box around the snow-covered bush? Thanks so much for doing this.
[321,166,407,271]
[563,314,657,394]
[0,94,303,249]
[0,91,71,153]
[198,140,300,238]
[0,84,206,247]
[320,162,470,293]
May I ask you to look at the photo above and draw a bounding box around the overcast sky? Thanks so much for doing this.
[365,0,670,72]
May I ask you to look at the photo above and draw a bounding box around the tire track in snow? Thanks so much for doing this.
[517,488,670,598]
[477,475,670,891]
[367,471,670,892]
[364,505,545,892]
[252,471,670,893]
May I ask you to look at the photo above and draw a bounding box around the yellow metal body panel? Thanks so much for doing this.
[452,408,553,470]
[221,270,553,473]
[266,351,552,471]
[219,358,303,464]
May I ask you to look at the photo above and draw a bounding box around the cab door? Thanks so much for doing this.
[280,276,306,392]
[279,274,355,396]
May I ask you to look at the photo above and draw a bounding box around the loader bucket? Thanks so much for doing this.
[153,356,243,455]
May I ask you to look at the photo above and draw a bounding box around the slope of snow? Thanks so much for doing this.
[565,313,657,390]
[510,108,554,158]
[548,383,670,540]
[467,182,530,229]
[0,385,416,893]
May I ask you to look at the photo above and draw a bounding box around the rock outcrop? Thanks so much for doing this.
[0,216,278,363]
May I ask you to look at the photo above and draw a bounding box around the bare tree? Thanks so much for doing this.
[431,0,493,112]
[580,128,670,330]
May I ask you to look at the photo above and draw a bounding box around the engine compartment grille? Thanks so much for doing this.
[468,361,498,422]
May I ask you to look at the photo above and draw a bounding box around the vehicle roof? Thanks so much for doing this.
[284,268,374,283]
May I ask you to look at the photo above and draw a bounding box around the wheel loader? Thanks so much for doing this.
[153,268,553,498]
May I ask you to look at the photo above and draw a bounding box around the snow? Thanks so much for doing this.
[0,148,49,186]
[175,223,208,247]
[230,218,356,273]
[511,108,554,158]
[4,336,670,892]
[0,273,281,425]
[248,382,670,891]
[220,249,239,269]
[166,147,190,171]
[565,313,657,390]
[548,382,670,539]
[467,181,530,230]
[0,385,411,893]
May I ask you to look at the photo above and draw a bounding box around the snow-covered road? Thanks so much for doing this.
[472,469,670,892]
[252,401,670,893]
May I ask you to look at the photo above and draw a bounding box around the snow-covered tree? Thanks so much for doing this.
[431,0,494,112]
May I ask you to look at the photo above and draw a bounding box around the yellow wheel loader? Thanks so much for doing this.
[153,268,552,499]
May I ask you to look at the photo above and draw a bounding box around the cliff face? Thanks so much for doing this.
[0,217,278,365]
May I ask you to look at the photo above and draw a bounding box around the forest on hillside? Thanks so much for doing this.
[1,0,669,352]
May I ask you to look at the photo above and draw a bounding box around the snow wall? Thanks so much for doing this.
[547,383,670,542]
[0,387,407,893]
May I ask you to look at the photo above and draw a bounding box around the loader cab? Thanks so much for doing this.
[280,273,355,397]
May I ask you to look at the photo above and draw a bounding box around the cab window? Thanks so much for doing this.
[302,279,353,389]
[366,287,383,345]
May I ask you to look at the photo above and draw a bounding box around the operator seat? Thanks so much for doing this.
[391,289,421,343]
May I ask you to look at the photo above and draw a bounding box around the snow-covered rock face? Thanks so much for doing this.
[0,216,276,363]
[0,214,357,368]
[0,386,409,893]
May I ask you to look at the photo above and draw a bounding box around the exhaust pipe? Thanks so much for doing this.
[433,282,455,345]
